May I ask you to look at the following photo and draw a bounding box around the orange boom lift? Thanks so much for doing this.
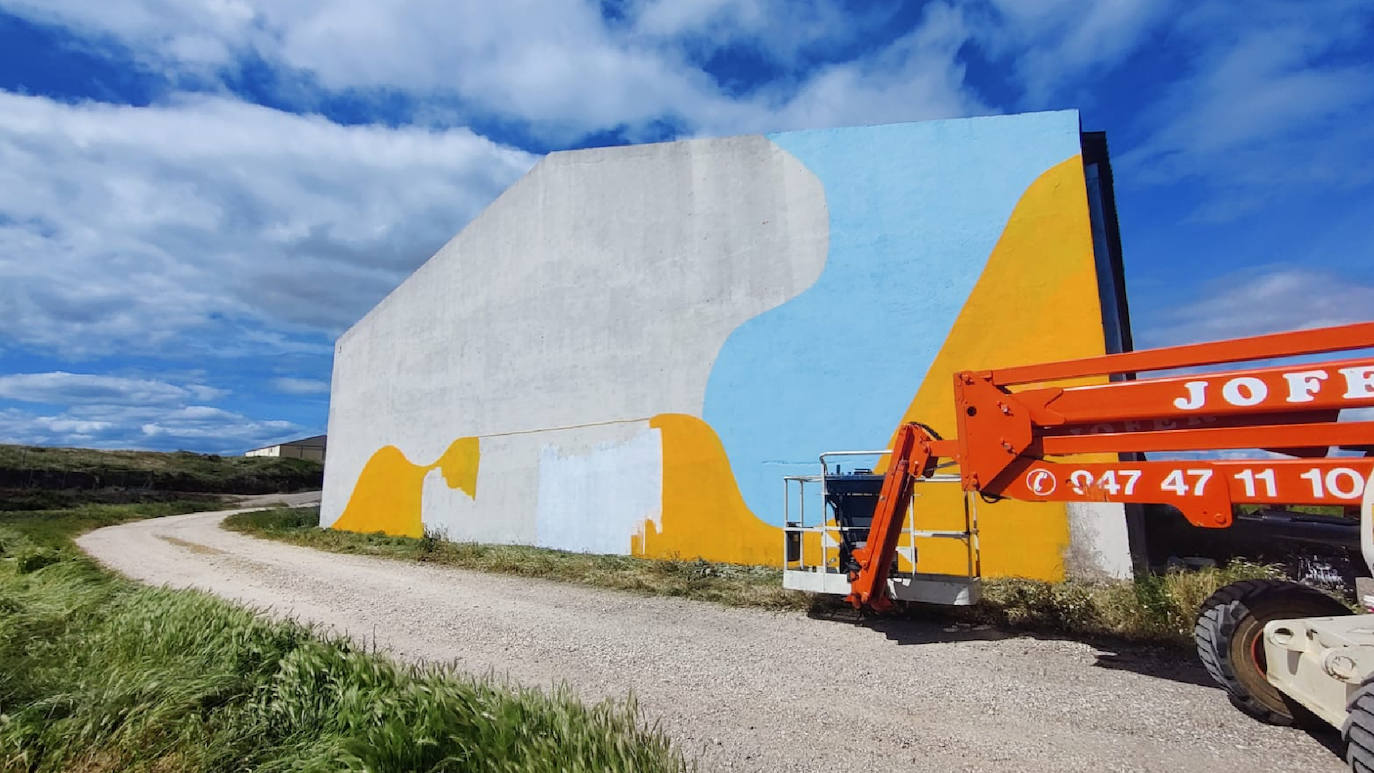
[845,321,1374,612]
[791,321,1374,767]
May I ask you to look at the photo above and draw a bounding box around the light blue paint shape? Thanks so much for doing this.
[702,110,1084,524]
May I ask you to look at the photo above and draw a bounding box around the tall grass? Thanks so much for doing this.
[0,500,210,548]
[962,560,1290,644]
[0,508,688,772]
[229,507,1296,648]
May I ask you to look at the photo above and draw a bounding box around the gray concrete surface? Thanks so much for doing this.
[77,507,1344,772]
[321,134,830,552]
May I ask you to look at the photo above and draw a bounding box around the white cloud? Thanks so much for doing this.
[271,376,329,395]
[1112,0,1374,216]
[1,0,257,48]
[940,0,1374,224]
[0,372,225,405]
[730,3,985,134]
[977,0,1177,104]
[0,371,297,451]
[1140,268,1374,348]
[0,0,981,139]
[629,0,880,67]
[0,91,537,358]
[0,402,300,453]
[0,2,991,366]
[187,384,227,401]
[262,1,729,136]
[0,0,724,136]
[633,0,770,37]
[0,3,995,454]
[139,405,294,442]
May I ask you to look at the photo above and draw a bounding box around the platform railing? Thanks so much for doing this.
[781,450,982,605]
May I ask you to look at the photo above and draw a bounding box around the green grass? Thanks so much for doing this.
[1237,503,1352,517]
[958,560,1290,645]
[0,504,688,772]
[228,507,1292,648]
[0,501,211,549]
[0,444,322,509]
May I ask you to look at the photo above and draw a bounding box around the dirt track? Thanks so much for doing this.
[77,506,1346,772]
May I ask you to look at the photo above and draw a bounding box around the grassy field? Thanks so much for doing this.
[227,507,1290,648]
[0,503,688,772]
[0,444,322,510]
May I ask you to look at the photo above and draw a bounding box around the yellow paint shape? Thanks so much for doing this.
[886,155,1107,581]
[331,437,480,538]
[437,436,480,496]
[634,413,819,565]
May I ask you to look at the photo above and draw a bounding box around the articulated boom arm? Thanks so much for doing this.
[846,322,1374,611]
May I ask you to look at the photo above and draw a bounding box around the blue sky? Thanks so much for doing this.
[0,0,1371,454]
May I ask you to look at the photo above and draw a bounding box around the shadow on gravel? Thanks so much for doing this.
[1292,723,1344,759]
[807,605,1349,764]
[809,605,1215,688]
[1088,644,1216,688]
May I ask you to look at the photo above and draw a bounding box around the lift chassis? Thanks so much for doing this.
[787,322,1374,769]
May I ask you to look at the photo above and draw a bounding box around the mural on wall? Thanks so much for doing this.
[330,436,479,538]
[321,110,1124,581]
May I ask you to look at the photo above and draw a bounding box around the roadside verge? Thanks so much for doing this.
[227,506,1290,648]
[2,502,687,772]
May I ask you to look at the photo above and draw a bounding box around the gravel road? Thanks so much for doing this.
[77,505,1346,772]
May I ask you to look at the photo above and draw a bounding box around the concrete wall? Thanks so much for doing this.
[321,110,1134,581]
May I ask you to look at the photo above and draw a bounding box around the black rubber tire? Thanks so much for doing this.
[1346,682,1374,773]
[1195,579,1350,725]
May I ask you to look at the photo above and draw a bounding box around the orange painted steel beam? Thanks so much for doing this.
[986,321,1374,386]
[1015,356,1374,425]
[1037,410,1341,438]
[844,423,935,613]
[995,458,1374,527]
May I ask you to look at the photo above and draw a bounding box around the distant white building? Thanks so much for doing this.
[245,434,326,462]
